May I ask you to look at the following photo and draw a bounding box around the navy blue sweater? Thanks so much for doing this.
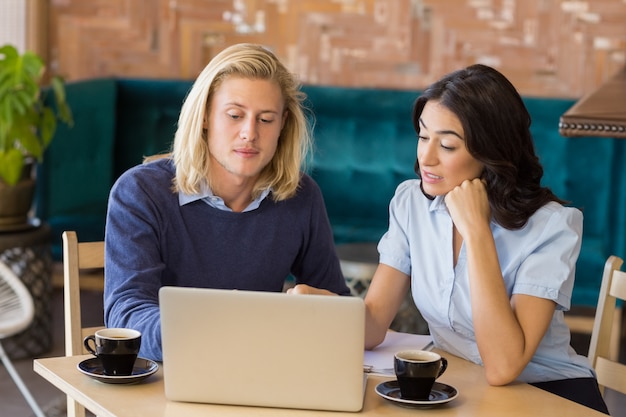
[104,159,349,360]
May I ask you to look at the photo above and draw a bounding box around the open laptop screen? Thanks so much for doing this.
[159,287,366,412]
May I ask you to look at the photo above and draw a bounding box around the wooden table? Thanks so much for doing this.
[559,67,626,138]
[34,351,606,417]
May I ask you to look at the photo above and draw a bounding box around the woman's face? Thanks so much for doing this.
[207,76,287,186]
[417,100,484,196]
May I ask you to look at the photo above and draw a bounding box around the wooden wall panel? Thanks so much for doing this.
[45,0,626,98]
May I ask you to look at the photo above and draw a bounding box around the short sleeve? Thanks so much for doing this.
[512,205,583,311]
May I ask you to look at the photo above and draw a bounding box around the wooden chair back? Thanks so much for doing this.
[62,231,105,417]
[588,255,626,395]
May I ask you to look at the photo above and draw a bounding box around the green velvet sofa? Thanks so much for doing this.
[37,78,626,308]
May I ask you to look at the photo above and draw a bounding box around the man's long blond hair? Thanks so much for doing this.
[171,43,311,201]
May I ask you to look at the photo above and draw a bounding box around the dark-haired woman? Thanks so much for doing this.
[363,64,609,414]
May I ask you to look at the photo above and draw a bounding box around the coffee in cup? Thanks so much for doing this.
[394,350,447,400]
[84,328,141,376]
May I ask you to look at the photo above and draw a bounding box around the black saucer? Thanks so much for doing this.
[375,380,458,409]
[77,357,158,384]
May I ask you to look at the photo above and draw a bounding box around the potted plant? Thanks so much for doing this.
[0,44,72,227]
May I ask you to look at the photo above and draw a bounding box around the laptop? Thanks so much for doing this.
[159,287,366,412]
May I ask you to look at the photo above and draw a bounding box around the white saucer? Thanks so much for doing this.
[375,380,458,409]
[78,357,158,384]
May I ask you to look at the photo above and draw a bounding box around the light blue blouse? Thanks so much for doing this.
[378,179,595,382]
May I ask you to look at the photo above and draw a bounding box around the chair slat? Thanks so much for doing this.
[609,270,626,300]
[595,356,626,394]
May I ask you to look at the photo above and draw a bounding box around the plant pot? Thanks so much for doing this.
[0,163,36,229]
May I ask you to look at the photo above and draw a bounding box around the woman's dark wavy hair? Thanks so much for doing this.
[412,64,566,230]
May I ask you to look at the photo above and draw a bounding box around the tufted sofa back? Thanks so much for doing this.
[303,86,419,244]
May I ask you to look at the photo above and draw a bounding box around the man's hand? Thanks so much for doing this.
[286,284,338,296]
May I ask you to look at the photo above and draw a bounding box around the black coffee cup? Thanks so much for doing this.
[84,328,141,376]
[394,350,448,400]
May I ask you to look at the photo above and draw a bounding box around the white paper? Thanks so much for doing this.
[363,331,433,374]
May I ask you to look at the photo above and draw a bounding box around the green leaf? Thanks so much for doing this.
[39,107,56,150]
[9,115,41,157]
[0,72,13,94]
[0,148,24,186]
[50,76,73,125]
